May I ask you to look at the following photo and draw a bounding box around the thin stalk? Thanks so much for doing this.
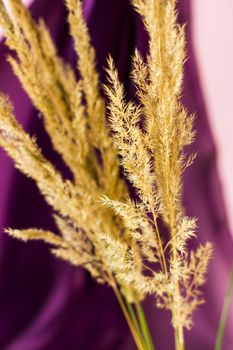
[113,286,145,350]
[154,211,185,350]
[215,263,233,350]
[135,302,155,350]
[175,326,185,350]
[173,278,185,350]
[170,214,185,350]
[124,298,147,349]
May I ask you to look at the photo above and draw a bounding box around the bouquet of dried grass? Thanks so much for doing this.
[0,1,213,349]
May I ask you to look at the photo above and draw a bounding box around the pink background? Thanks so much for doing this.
[192,0,233,233]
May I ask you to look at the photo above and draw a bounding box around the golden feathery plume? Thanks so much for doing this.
[0,0,88,186]
[0,1,213,349]
[65,0,125,198]
[0,0,124,199]
[0,94,131,287]
[0,0,142,301]
[104,0,212,347]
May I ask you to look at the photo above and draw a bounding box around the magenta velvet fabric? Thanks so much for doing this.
[0,0,232,349]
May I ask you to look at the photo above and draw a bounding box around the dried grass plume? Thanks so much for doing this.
[0,1,212,349]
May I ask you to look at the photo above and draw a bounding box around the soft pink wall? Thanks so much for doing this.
[192,0,233,233]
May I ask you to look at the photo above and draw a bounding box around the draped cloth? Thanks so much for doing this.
[0,0,232,349]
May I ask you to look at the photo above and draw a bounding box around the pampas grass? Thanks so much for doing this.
[0,1,212,349]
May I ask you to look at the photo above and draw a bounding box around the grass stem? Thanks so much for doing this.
[135,302,155,350]
[113,286,146,350]
[214,263,233,350]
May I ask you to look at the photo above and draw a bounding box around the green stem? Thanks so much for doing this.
[124,298,147,349]
[113,286,145,350]
[135,302,155,350]
[215,263,233,350]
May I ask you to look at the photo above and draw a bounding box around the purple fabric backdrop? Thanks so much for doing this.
[0,0,232,349]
